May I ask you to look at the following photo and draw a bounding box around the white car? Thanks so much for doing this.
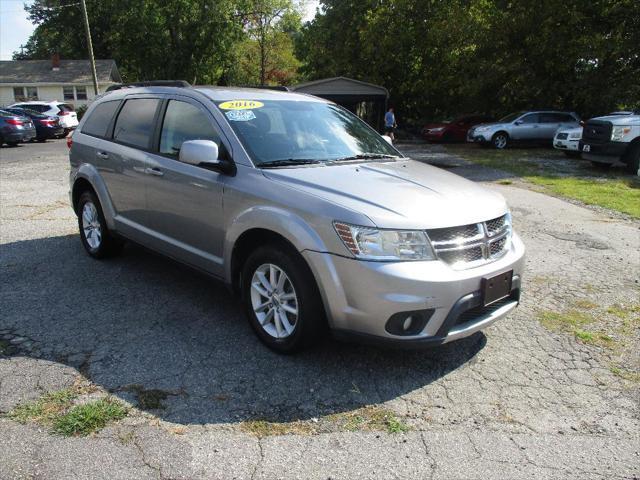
[8,101,79,133]
[553,126,582,157]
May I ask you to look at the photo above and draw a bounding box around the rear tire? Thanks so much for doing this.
[77,191,123,259]
[492,132,509,149]
[7,142,18,147]
[242,244,325,353]
[623,142,640,174]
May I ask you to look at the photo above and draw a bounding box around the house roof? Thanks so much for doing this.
[291,76,389,98]
[0,59,121,85]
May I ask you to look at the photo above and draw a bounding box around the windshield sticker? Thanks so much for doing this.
[218,100,264,110]
[225,109,256,122]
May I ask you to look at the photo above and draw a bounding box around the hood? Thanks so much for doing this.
[592,114,640,126]
[262,160,508,230]
[472,122,505,130]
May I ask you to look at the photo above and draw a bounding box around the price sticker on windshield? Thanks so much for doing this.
[218,100,264,110]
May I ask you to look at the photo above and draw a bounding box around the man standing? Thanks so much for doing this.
[384,107,396,141]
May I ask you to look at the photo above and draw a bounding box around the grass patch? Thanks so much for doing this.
[52,398,127,436]
[239,419,317,437]
[607,304,640,320]
[9,389,76,424]
[329,406,410,434]
[574,299,598,310]
[8,387,127,437]
[610,366,640,383]
[453,148,640,218]
[537,310,614,346]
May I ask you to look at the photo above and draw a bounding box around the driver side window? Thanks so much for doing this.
[160,100,223,158]
[519,113,539,124]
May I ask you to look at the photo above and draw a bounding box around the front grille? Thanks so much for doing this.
[556,132,568,140]
[427,214,511,269]
[582,120,612,144]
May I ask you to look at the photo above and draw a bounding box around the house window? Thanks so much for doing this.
[63,86,75,100]
[63,86,89,101]
[76,86,87,100]
[13,86,39,101]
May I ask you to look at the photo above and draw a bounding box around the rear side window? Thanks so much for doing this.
[58,103,75,112]
[159,100,221,157]
[26,104,48,113]
[113,98,160,149]
[82,100,121,138]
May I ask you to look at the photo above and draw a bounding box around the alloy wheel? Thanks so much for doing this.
[250,263,299,339]
[81,201,102,249]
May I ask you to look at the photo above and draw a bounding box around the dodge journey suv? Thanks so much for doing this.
[69,83,525,352]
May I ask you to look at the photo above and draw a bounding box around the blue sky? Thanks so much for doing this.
[0,0,319,61]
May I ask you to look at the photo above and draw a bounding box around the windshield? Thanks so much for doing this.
[216,100,400,165]
[498,112,525,123]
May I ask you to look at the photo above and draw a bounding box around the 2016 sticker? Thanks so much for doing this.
[225,110,257,122]
[219,100,264,110]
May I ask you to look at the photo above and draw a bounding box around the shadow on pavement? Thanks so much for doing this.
[0,234,485,425]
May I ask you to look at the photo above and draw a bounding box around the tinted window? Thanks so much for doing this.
[541,113,566,123]
[160,100,221,157]
[24,104,48,113]
[58,103,75,112]
[519,113,539,124]
[113,98,160,149]
[82,100,121,138]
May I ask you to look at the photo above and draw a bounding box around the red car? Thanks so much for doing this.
[422,115,493,143]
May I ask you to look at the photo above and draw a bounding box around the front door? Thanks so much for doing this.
[511,113,541,141]
[144,98,229,277]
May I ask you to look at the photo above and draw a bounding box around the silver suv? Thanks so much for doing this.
[69,84,525,352]
[468,110,580,149]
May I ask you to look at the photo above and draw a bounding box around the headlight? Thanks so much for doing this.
[474,126,490,132]
[611,126,631,141]
[429,127,444,133]
[334,222,436,261]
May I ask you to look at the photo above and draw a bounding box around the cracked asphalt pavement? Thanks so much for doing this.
[1,140,639,479]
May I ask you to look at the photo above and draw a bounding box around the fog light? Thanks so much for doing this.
[403,316,413,331]
[385,309,435,336]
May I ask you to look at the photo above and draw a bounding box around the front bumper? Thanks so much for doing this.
[553,138,580,151]
[467,132,491,143]
[303,232,525,347]
[579,140,628,163]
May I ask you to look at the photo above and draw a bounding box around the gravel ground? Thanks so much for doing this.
[1,140,639,479]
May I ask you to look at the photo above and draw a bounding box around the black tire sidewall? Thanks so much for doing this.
[242,245,323,353]
[624,143,640,174]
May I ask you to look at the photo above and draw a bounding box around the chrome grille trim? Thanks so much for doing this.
[427,214,511,269]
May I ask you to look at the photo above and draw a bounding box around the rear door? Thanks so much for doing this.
[100,97,162,241]
[539,113,573,140]
[143,97,231,276]
[511,113,541,140]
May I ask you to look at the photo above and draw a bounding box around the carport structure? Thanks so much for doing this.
[290,77,389,132]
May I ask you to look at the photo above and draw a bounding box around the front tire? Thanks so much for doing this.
[77,191,123,258]
[623,142,640,174]
[242,244,325,353]
[492,132,509,149]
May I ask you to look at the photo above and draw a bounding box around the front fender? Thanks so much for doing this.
[72,163,117,230]
[223,205,335,283]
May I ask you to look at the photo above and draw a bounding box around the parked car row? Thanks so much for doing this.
[0,101,78,147]
[422,109,640,173]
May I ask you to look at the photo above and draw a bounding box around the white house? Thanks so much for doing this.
[0,55,121,107]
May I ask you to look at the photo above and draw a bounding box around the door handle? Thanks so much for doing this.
[96,151,109,159]
[145,167,164,177]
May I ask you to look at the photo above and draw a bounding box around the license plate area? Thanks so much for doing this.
[583,144,591,152]
[482,270,513,306]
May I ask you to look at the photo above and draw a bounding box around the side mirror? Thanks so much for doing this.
[382,135,393,145]
[179,140,232,173]
[514,120,522,125]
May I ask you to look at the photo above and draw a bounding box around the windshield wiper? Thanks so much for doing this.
[329,153,400,163]
[257,159,323,168]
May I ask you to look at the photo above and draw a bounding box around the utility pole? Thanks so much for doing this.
[80,0,99,95]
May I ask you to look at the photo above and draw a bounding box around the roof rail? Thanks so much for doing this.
[105,80,191,92]
[240,85,290,92]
